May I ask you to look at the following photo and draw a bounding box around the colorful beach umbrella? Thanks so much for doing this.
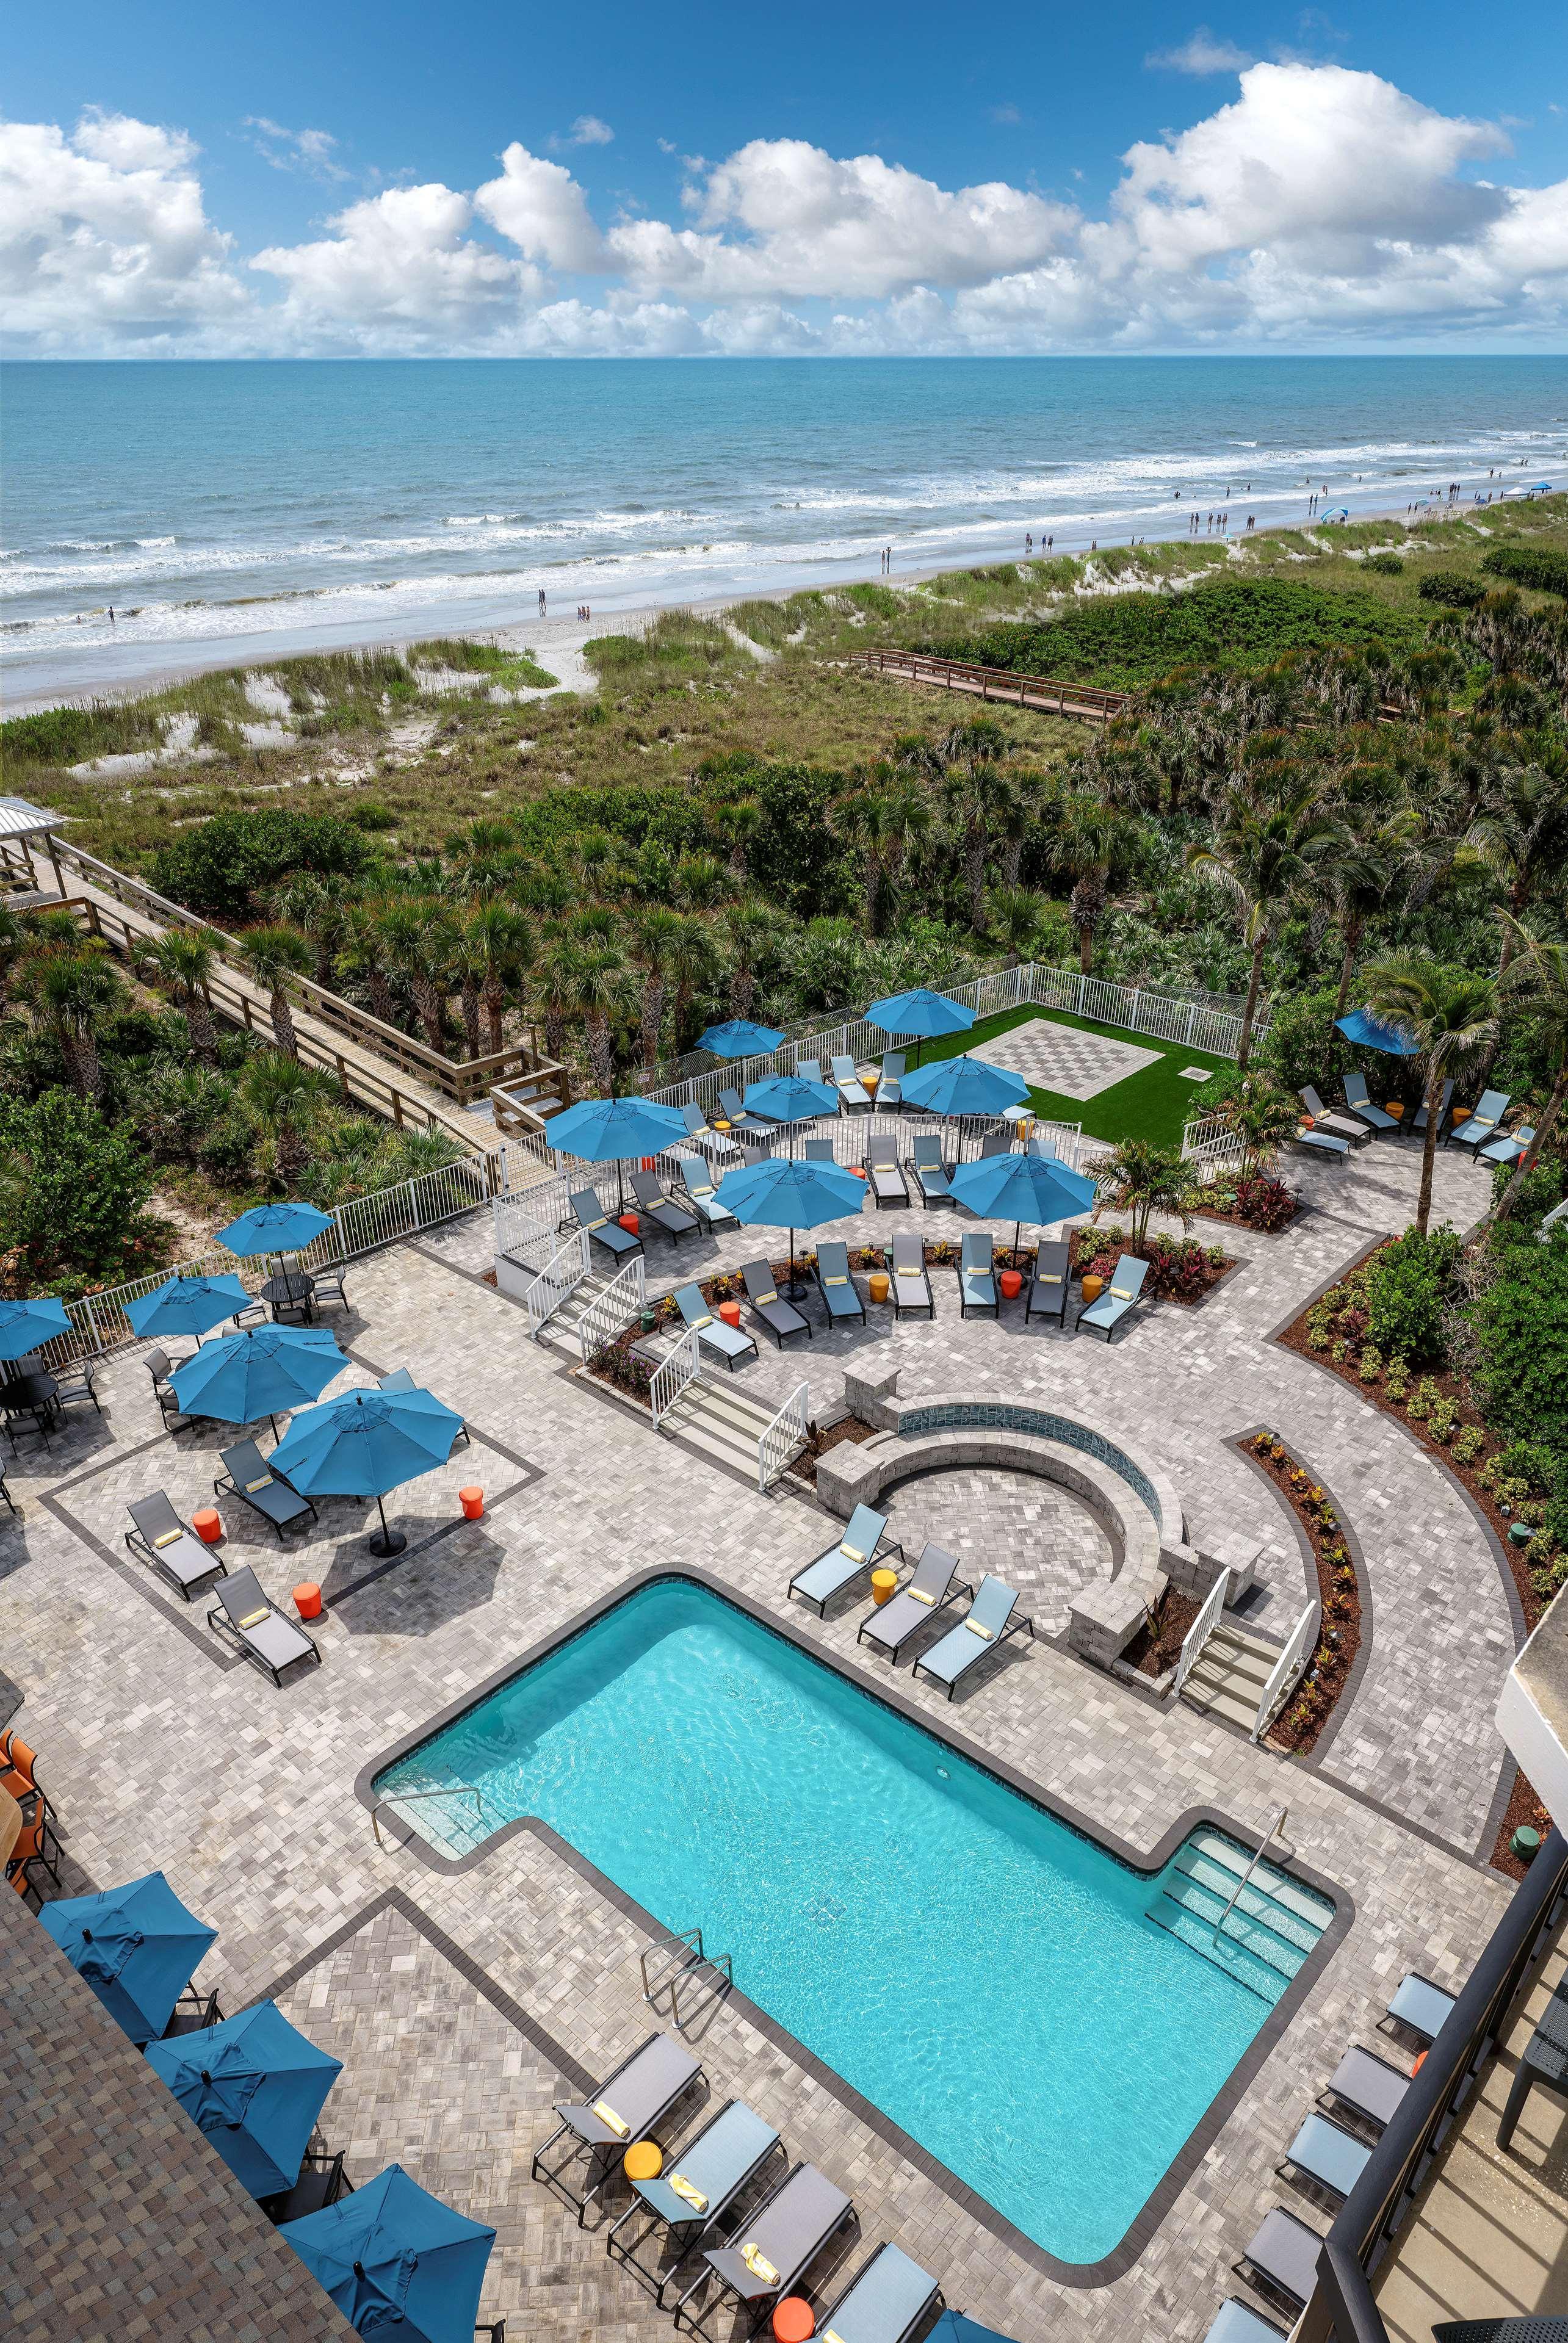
[0,1295,73,1363]
[901,1053,1030,1121]
[1334,1009,1421,1058]
[171,1324,344,1434]
[125,1273,255,1345]
[219,1201,334,1258]
[696,1018,784,1058]
[281,2162,496,2343]
[145,2001,343,2200]
[717,1150,865,1296]
[547,1094,688,1205]
[269,1384,463,1557]
[947,1148,1098,1255]
[38,1871,217,2048]
[865,987,974,1067]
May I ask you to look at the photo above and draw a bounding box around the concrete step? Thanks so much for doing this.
[1187,1827,1338,1933]
[1144,1895,1288,2004]
[1162,1864,1312,1972]
[660,1377,780,1475]
[1179,1677,1261,1733]
[1190,1639,1274,1694]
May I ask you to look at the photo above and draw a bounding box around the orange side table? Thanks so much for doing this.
[718,1301,743,1329]
[1080,1274,1105,1304]
[999,1268,1023,1301]
[623,2139,663,2182]
[294,1583,322,1620]
[773,2301,814,2342]
[460,1487,484,1520]
[192,1507,223,1545]
[619,1212,640,1235]
[1386,1100,1405,1121]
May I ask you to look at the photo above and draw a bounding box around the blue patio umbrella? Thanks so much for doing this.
[172,1324,345,1438]
[145,2001,343,2200]
[928,2314,1024,2343]
[745,1072,839,1152]
[1335,1008,1421,1057]
[865,986,974,1067]
[0,1294,73,1363]
[547,1092,688,1207]
[696,1017,785,1058]
[282,2162,496,2343]
[717,1150,865,1297]
[269,1383,464,1558]
[38,1871,217,2048]
[947,1148,1098,1256]
[125,1273,255,1346]
[220,1201,334,1259]
[901,1053,1030,1123]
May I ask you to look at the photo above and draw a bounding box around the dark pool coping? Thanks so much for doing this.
[354,1563,1353,2290]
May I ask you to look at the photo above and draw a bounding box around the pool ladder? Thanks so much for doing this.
[640,1926,734,2032]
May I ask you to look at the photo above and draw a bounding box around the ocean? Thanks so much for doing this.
[4,355,1566,707]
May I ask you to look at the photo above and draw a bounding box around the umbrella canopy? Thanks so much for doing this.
[0,1295,73,1363]
[696,1018,784,1058]
[901,1053,1030,1119]
[282,2162,496,2343]
[717,1150,865,1296]
[947,1149,1098,1254]
[171,1324,344,1428]
[269,1384,464,1558]
[865,987,975,1039]
[125,1274,255,1344]
[745,1074,839,1124]
[145,2000,342,2200]
[38,1871,217,2048]
[220,1202,334,1258]
[928,2314,1024,2343]
[1335,1008,1421,1057]
[547,1094,687,1162]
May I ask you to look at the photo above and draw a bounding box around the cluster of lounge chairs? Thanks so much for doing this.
[533,2029,945,2339]
[789,1506,1036,1698]
[1296,1076,1532,1169]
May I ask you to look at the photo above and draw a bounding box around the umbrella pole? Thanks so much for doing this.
[369,1493,406,1559]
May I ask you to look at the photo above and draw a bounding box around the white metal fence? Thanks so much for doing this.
[1173,1570,1227,1697]
[576,1255,646,1366]
[758,1382,810,1492]
[650,1326,702,1426]
[1251,1602,1318,1742]
[519,1230,591,1338]
[1180,1113,1247,1185]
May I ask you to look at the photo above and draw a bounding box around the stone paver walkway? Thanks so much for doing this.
[878,1464,1113,1639]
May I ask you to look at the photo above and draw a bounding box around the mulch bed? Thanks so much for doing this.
[1124,1586,1201,1678]
[786,1414,880,1489]
[1243,1432,1364,1756]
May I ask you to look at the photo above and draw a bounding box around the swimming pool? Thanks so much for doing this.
[374,1579,1333,2265]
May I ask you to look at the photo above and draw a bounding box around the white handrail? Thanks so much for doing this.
[651,1325,701,1424]
[577,1254,646,1366]
[1251,1603,1318,1742]
[1215,1807,1290,1941]
[1174,1569,1227,1695]
[521,1229,591,1338]
[757,1380,809,1491]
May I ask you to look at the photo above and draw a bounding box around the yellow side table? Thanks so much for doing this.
[870,1567,898,1607]
[624,2139,663,2183]
[863,1067,880,1096]
[1081,1274,1105,1305]
[868,1270,891,1304]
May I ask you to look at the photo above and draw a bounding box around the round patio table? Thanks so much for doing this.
[0,1370,59,1424]
[261,1272,316,1323]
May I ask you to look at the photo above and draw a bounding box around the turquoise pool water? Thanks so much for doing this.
[375,1580,1304,2262]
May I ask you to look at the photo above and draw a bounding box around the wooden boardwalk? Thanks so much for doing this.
[851,648,1128,723]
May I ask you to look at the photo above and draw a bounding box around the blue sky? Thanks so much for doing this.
[5,1,1567,354]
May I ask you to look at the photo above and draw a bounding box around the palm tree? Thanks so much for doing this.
[724,899,784,1020]
[632,907,681,1078]
[1323,810,1422,1026]
[1469,749,1568,978]
[676,854,729,912]
[463,903,533,1059]
[240,1052,339,1191]
[986,887,1050,969]
[337,902,400,1029]
[664,914,720,1056]
[375,898,455,1053]
[236,925,313,1057]
[715,799,761,881]
[532,932,587,1066]
[1087,1139,1199,1252]
[1486,916,1568,1229]
[1213,1071,1300,1180]
[36,950,121,1101]
[1362,953,1500,1235]
[831,778,901,938]
[941,720,1012,933]
[267,870,352,989]
[1040,792,1136,977]
[141,930,221,1066]
[996,768,1047,887]
[1187,791,1338,1068]
[565,944,632,1094]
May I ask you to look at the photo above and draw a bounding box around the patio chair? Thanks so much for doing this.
[306,1264,349,1317]
[682,1100,740,1158]
[1025,1238,1071,1324]
[864,1135,909,1207]
[1299,1086,1371,1147]
[208,1564,322,1686]
[0,1462,14,1518]
[680,1161,739,1231]
[878,1051,906,1108]
[1234,2205,1326,2315]
[571,1188,644,1265]
[909,1133,952,1206]
[1383,1971,1456,2046]
[1449,1089,1511,1153]
[673,2160,854,2339]
[214,1438,317,1538]
[959,1233,997,1318]
[978,1131,1013,1159]
[788,1503,901,1617]
[1293,1125,1349,1160]
[1078,1255,1149,1342]
[1202,2301,1290,2343]
[1320,2045,1411,2134]
[889,1230,933,1318]
[831,1055,871,1114]
[532,2031,704,2228]
[741,1261,809,1349]
[632,1171,699,1248]
[259,2138,352,2228]
[51,1357,102,1417]
[605,2098,782,2309]
[1481,1122,1536,1168]
[1412,1078,1453,1136]
[1342,1073,1398,1134]
[811,2242,939,2343]
[1276,2112,1372,2206]
[802,1137,836,1163]
[912,1573,1035,1700]
[146,1343,201,1434]
[814,1241,867,1327]
[125,1490,228,1602]
[674,1282,759,1371]
[715,1088,775,1138]
[380,1367,471,1446]
[857,1541,970,1662]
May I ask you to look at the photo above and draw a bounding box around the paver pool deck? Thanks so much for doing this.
[1,1128,1521,2340]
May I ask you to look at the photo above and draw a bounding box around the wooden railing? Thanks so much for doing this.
[850,648,1129,721]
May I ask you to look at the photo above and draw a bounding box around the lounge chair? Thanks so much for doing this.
[632,1171,699,1248]
[1384,1971,1456,2045]
[812,2242,940,2343]
[978,1131,1013,1159]
[125,1490,228,1602]
[1412,1078,1453,1136]
[1202,2300,1290,2343]
[571,1188,643,1265]
[889,1231,933,1318]
[831,1055,871,1114]
[796,1060,824,1085]
[788,1504,901,1617]
[1480,1122,1536,1168]
[909,1134,952,1207]
[741,1261,809,1348]
[959,1232,997,1318]
[1299,1087,1371,1146]
[1449,1089,1511,1153]
[681,1162,739,1230]
[208,1565,321,1685]
[533,2032,704,2228]
[606,2098,782,2309]
[877,1051,905,1109]
[912,1573,1035,1700]
[1342,1073,1398,1133]
[682,1100,740,1158]
[802,1137,836,1163]
[214,1439,317,1538]
[1320,2045,1410,2134]
[673,2161,854,2339]
[1276,2112,1373,2206]
[674,1282,758,1371]
[715,1088,775,1138]
[858,1542,970,1661]
[814,1241,866,1327]
[865,1135,909,1207]
[1293,1125,1350,1160]
[1025,1238,1071,1324]
[1078,1255,1149,1342]
[1234,2205,1325,2314]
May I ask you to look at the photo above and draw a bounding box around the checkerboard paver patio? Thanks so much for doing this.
[970,1016,1163,1099]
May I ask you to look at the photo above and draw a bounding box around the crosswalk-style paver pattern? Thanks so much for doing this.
[970,1016,1163,1099]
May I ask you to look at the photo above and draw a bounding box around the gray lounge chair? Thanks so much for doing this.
[1277,2112,1372,2205]
[909,1133,951,1206]
[682,1100,740,1158]
[533,2032,704,2228]
[865,1135,909,1207]
[959,1232,997,1318]
[796,1060,824,1086]
[889,1232,933,1318]
[1320,2045,1410,2133]
[1203,2300,1290,2343]
[1412,1078,1453,1136]
[1450,1089,1511,1153]
[1342,1072,1398,1133]
[681,1162,739,1230]
[1384,1971,1456,2045]
[1025,1238,1071,1324]
[912,1573,1034,1699]
[606,2098,782,2309]
[1079,1254,1149,1341]
[1433,2322,1568,2341]
[831,1055,872,1114]
[674,2161,854,2338]
[742,1261,809,1348]
[632,1171,699,1247]
[125,1490,228,1601]
[380,1366,416,1392]
[571,1188,643,1264]
[877,1051,905,1109]
[1481,1122,1536,1168]
[1234,2205,1324,2314]
[814,1241,866,1326]
[1293,1125,1350,1160]
[789,1504,901,1617]
[208,1564,320,1685]
[978,1131,1013,1159]
[1299,1086,1371,1146]
[858,1541,970,1661]
[715,1088,775,1138]
[812,2242,939,2343]
[674,1283,758,1371]
[803,1137,836,1163]
[214,1439,317,1538]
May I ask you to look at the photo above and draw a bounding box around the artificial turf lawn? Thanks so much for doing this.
[896,1003,1231,1150]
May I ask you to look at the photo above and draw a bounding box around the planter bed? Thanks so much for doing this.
[1122,1586,1201,1680]
[1190,1169,1301,1236]
[1244,1432,1363,1756]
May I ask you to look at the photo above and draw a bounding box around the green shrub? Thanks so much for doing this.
[1363,552,1404,574]
[1364,1227,1461,1365]
[0,1088,167,1292]
[1480,544,1568,597]
[1417,569,1488,609]
[1451,1425,1485,1465]
[149,810,371,919]
[1476,1233,1568,1453]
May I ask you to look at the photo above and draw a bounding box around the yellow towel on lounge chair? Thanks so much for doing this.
[964,1618,994,1640]
[1039,1273,1061,1285]
[591,2098,629,2137]
[895,1265,920,1277]
[756,1288,776,1304]
[245,1475,273,1492]
[689,1313,714,1330]
[740,2243,781,2286]
[909,1587,935,1606]
[153,1528,185,1548]
[825,1274,848,1285]
[668,2170,708,2212]
[585,1216,607,1231]
[839,1543,865,1564]
[1110,1284,1132,1299]
[237,1606,270,1630]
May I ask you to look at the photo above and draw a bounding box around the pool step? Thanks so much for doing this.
[1185,1825,1337,1934]
[659,1376,797,1480]
[1145,1828,1334,2004]
[1179,1622,1281,1734]
[1145,1895,1293,2004]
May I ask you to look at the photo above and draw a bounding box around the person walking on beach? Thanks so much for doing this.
[538,588,546,615]
[107,605,115,624]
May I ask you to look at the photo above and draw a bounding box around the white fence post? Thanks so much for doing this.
[757,1381,810,1491]
[1173,1571,1227,1697]
[1251,1603,1318,1741]
[651,1324,702,1424]
[577,1255,646,1366]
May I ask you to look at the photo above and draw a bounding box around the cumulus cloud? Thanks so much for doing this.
[473,143,605,271]
[550,114,613,150]
[1146,28,1255,74]
[252,184,537,350]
